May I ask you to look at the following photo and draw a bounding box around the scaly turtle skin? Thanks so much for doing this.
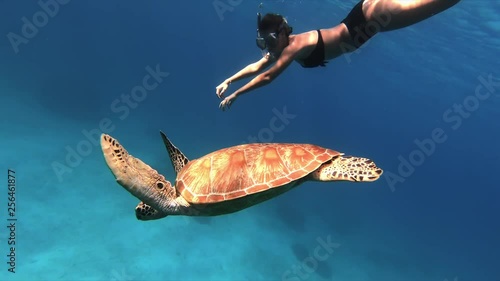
[100,132,383,220]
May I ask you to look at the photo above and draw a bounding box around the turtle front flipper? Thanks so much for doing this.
[135,202,168,220]
[160,131,189,174]
[100,134,177,217]
[310,155,383,182]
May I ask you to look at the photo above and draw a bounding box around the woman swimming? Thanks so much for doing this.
[216,0,460,111]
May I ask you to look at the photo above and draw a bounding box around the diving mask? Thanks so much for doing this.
[256,12,291,51]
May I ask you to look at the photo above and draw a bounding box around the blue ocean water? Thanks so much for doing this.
[0,0,499,280]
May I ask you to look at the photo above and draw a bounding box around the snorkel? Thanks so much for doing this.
[256,3,267,51]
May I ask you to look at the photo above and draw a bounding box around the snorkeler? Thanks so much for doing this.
[216,0,461,111]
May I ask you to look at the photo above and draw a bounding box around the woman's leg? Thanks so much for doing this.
[362,0,460,32]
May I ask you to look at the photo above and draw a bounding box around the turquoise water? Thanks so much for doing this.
[1,0,499,280]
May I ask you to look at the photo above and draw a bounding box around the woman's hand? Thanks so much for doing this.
[216,80,231,98]
[219,93,237,111]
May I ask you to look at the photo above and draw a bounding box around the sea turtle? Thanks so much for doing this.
[100,132,383,220]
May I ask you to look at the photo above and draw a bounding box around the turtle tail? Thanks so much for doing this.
[310,155,383,182]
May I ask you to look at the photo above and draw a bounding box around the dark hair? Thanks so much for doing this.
[258,13,287,34]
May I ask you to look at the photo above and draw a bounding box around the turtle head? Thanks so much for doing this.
[100,134,185,219]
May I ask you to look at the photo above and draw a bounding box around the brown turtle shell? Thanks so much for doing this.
[175,143,340,203]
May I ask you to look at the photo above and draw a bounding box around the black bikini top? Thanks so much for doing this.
[301,30,327,68]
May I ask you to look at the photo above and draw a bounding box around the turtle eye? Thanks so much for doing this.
[156,182,164,189]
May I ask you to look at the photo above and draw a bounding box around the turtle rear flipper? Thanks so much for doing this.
[135,202,168,220]
[310,155,383,182]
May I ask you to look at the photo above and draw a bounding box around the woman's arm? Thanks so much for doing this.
[232,54,294,97]
[216,54,274,97]
[219,48,297,111]
[228,53,274,83]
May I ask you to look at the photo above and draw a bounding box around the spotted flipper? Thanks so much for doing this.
[310,155,383,182]
[135,202,168,220]
[160,131,189,175]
